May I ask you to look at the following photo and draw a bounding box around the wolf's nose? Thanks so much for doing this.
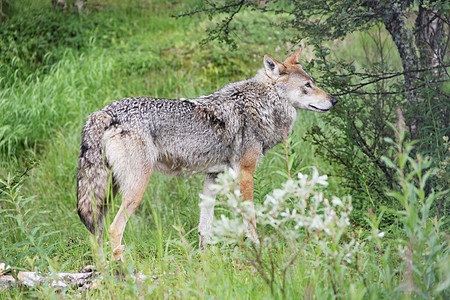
[330,97,338,106]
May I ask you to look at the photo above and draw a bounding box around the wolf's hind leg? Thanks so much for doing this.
[104,130,154,261]
[198,173,218,249]
[108,169,151,261]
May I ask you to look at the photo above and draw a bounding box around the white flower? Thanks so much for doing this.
[206,166,352,246]
[211,169,240,196]
[281,179,298,194]
[311,168,329,186]
[310,215,324,231]
[210,215,246,244]
[344,252,352,263]
[297,172,308,187]
[272,188,287,200]
[331,197,343,207]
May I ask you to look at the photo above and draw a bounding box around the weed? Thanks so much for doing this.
[0,175,57,279]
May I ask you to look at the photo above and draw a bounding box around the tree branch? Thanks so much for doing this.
[335,79,449,96]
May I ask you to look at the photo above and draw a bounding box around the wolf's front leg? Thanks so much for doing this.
[240,171,259,243]
[238,145,261,243]
[198,173,218,249]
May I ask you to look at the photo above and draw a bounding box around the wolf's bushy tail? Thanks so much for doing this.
[77,111,114,236]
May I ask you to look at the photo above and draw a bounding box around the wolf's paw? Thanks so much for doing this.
[198,232,211,250]
[112,245,126,261]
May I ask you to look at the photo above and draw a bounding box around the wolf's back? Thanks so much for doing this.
[77,111,113,235]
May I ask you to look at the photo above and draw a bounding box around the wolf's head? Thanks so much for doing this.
[263,48,337,112]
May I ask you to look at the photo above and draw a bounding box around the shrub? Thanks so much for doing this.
[204,123,449,298]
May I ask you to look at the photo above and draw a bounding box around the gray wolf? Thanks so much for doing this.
[77,49,338,261]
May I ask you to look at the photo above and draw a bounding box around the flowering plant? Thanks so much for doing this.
[202,168,352,246]
[200,167,355,297]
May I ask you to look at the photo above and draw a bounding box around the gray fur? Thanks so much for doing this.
[77,50,337,255]
[77,111,114,237]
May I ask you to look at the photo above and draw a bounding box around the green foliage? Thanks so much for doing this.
[0,173,57,274]
[302,33,406,227]
[203,167,352,298]
[381,124,449,297]
[205,124,448,299]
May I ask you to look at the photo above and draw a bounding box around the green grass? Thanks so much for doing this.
[0,1,447,299]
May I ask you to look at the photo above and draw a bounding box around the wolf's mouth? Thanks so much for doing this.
[309,105,329,112]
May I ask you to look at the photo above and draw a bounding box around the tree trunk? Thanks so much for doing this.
[414,3,448,217]
[414,2,448,132]
[415,4,447,75]
[379,1,423,135]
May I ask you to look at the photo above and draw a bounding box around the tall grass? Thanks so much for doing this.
[0,48,115,160]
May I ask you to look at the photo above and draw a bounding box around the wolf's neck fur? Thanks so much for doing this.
[193,69,297,152]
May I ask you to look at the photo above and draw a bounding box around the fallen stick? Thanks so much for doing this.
[0,269,157,290]
[0,270,96,289]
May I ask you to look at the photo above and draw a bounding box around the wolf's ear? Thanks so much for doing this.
[264,54,286,80]
[284,48,302,65]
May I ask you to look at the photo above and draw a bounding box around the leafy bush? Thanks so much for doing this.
[305,42,404,226]
[202,167,352,298]
[204,124,449,298]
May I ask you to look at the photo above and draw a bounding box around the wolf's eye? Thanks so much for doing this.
[305,82,311,88]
